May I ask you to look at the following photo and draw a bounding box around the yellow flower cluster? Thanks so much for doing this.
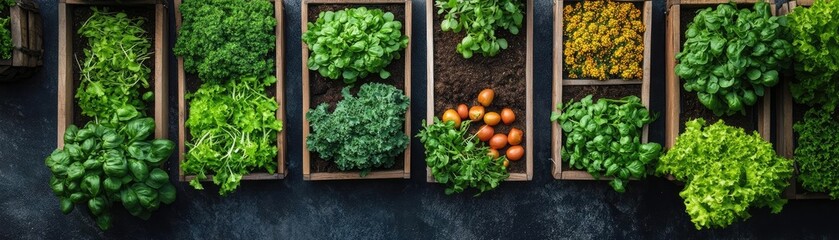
[564,1,644,80]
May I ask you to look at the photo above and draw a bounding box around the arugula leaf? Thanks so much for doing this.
[302,7,409,84]
[675,2,791,116]
[306,83,410,174]
[788,0,839,111]
[435,0,524,58]
[658,119,792,229]
[553,95,661,193]
[418,119,509,196]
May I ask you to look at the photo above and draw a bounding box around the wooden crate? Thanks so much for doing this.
[551,0,652,180]
[776,0,830,200]
[426,0,534,182]
[176,0,286,181]
[0,0,41,81]
[664,0,774,150]
[57,0,167,148]
[301,0,411,181]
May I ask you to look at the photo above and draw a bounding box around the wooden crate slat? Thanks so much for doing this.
[552,0,653,180]
[301,0,412,181]
[10,6,23,67]
[426,0,534,183]
[57,2,167,148]
[176,0,286,182]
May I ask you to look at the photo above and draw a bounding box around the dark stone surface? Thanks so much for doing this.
[1,0,839,239]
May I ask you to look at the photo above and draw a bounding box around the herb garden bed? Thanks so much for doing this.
[301,0,412,181]
[0,0,41,81]
[664,0,774,149]
[551,0,652,181]
[425,0,533,182]
[175,0,287,182]
[57,0,166,148]
[776,0,829,200]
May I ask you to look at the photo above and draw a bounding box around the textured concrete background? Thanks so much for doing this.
[1,0,838,239]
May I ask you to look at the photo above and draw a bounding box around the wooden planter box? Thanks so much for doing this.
[665,0,774,150]
[175,0,287,181]
[0,0,41,81]
[776,0,829,200]
[301,0,411,181]
[426,0,534,182]
[551,0,652,180]
[57,0,167,148]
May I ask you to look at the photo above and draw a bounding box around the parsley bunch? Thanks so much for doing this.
[175,0,276,82]
[658,119,792,229]
[306,83,410,175]
[436,0,524,58]
[184,76,283,196]
[675,2,792,116]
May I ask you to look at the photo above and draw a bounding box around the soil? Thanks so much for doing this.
[71,5,156,127]
[559,85,642,171]
[677,6,757,133]
[306,4,407,174]
[432,1,528,174]
[182,2,279,175]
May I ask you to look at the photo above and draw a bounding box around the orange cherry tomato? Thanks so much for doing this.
[507,128,523,146]
[477,89,495,107]
[487,149,500,159]
[476,125,494,142]
[469,105,485,121]
[484,112,501,126]
[503,159,510,168]
[501,108,516,125]
[442,109,461,128]
[489,134,507,150]
[456,104,469,120]
[506,145,524,161]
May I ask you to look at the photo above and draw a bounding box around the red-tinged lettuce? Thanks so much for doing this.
[657,119,792,229]
[788,0,839,111]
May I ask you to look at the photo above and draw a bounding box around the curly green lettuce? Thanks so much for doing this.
[658,119,792,229]
[794,109,839,199]
[788,0,839,111]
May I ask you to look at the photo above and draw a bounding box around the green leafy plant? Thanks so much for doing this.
[174,0,276,82]
[657,119,792,229]
[794,109,839,199]
[302,7,409,84]
[183,76,283,196]
[306,83,409,175]
[551,95,661,193]
[435,0,524,58]
[418,119,509,195]
[675,2,792,116]
[788,0,839,111]
[45,116,176,230]
[76,8,152,120]
[0,0,15,59]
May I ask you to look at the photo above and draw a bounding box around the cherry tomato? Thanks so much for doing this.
[487,149,500,159]
[501,108,516,125]
[506,145,524,161]
[489,134,507,149]
[484,112,501,126]
[507,128,523,146]
[476,125,494,142]
[477,89,495,107]
[469,105,485,121]
[442,109,461,128]
[503,159,510,168]
[456,104,469,120]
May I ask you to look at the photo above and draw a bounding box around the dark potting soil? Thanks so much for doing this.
[182,2,279,175]
[677,6,757,133]
[71,6,156,127]
[306,4,407,174]
[559,85,642,171]
[432,0,528,174]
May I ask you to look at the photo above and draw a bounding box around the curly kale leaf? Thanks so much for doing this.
[788,0,839,111]
[306,83,410,175]
[302,7,409,84]
[175,0,276,82]
[184,76,283,196]
[794,109,839,199]
[657,119,792,229]
[675,2,792,116]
